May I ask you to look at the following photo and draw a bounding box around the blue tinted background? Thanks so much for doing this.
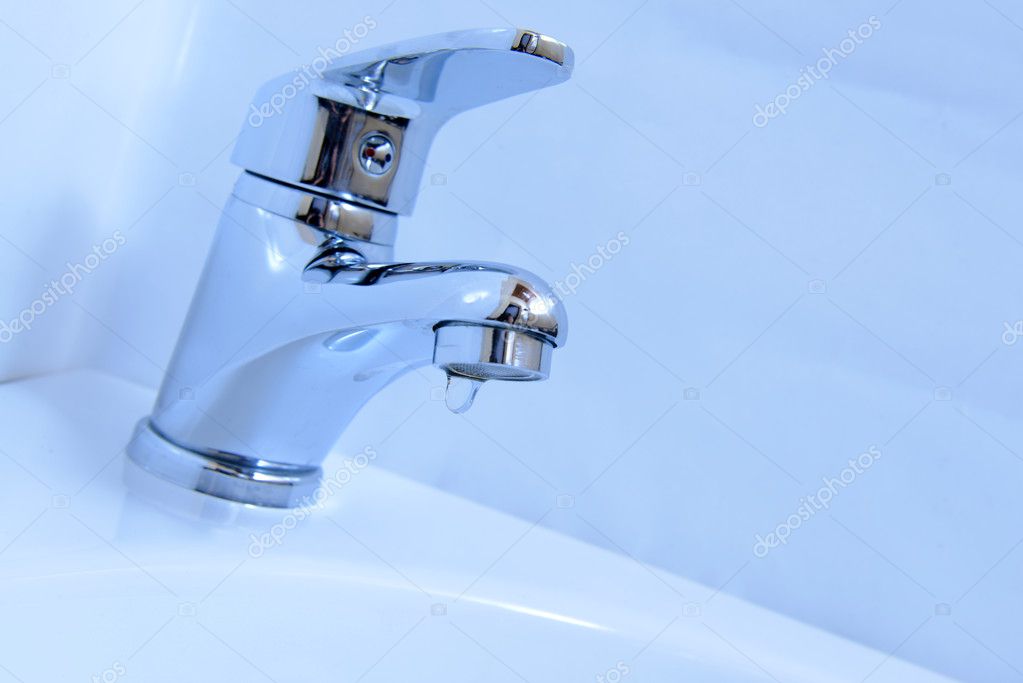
[0,1,1020,680]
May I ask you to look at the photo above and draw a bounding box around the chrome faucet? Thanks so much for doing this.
[127,28,572,507]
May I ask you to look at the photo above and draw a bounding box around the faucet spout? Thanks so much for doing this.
[302,254,565,346]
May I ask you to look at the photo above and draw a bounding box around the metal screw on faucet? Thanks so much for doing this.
[358,133,395,175]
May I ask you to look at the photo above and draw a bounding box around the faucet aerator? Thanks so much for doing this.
[433,324,553,383]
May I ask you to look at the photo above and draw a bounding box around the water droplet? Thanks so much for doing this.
[445,375,482,414]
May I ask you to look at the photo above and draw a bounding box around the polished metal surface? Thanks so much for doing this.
[128,420,320,508]
[232,27,573,214]
[128,29,572,506]
[233,171,398,256]
[300,249,563,344]
[510,29,568,64]
[434,324,552,382]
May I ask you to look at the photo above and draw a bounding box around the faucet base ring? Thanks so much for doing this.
[126,420,321,508]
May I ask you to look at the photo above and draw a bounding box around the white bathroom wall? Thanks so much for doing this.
[2,1,1022,680]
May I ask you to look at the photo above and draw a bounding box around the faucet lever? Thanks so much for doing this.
[232,28,573,215]
[331,28,571,115]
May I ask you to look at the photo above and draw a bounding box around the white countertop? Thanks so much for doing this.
[0,370,953,682]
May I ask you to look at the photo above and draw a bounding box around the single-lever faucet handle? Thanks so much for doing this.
[232,28,573,215]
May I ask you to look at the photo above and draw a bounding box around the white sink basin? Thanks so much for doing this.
[0,371,952,682]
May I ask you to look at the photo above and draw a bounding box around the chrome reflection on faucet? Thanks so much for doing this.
[126,28,573,508]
